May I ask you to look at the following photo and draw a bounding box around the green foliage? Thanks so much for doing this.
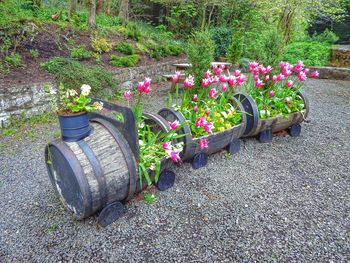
[109,54,139,67]
[210,27,233,59]
[124,22,142,41]
[91,37,112,54]
[41,57,118,96]
[186,31,215,87]
[1,128,17,136]
[29,49,39,59]
[310,29,339,44]
[70,45,93,60]
[227,31,244,64]
[3,52,23,70]
[282,42,331,66]
[262,28,284,66]
[144,193,157,204]
[96,14,122,28]
[115,42,135,55]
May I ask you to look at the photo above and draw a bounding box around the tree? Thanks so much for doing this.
[69,0,77,18]
[118,0,129,21]
[96,0,104,14]
[88,0,96,27]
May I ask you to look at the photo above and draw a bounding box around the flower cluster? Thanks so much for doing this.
[45,83,103,114]
[162,141,183,162]
[243,60,319,118]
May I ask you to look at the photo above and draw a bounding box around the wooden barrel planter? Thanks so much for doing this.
[234,91,310,143]
[45,101,177,226]
[158,97,247,169]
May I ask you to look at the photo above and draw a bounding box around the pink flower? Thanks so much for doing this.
[248,61,259,73]
[265,75,270,81]
[298,71,307,81]
[277,74,285,81]
[255,79,265,87]
[294,61,304,73]
[209,88,217,98]
[170,151,181,162]
[169,120,180,130]
[219,64,226,70]
[203,122,214,133]
[204,70,211,79]
[228,76,236,87]
[195,116,207,128]
[212,65,218,71]
[162,141,172,151]
[210,76,219,84]
[193,94,198,101]
[172,71,181,83]
[269,90,275,97]
[215,68,223,75]
[266,65,272,73]
[205,109,210,115]
[123,90,132,100]
[304,68,310,74]
[282,67,292,77]
[184,75,195,88]
[253,74,259,81]
[278,61,287,68]
[221,85,227,91]
[193,106,198,112]
[199,138,208,149]
[236,74,247,86]
[137,78,152,93]
[219,75,227,82]
[201,78,210,88]
[286,80,293,88]
[234,70,241,77]
[272,75,278,82]
[311,70,319,78]
[259,65,267,75]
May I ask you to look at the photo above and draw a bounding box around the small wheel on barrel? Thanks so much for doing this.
[157,170,176,191]
[227,138,241,155]
[98,201,126,227]
[288,123,301,137]
[258,129,273,143]
[191,151,208,169]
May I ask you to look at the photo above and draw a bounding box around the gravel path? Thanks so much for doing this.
[1,79,350,262]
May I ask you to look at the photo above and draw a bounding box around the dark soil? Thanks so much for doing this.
[0,24,185,89]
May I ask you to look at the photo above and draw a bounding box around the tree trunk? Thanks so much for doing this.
[118,0,129,22]
[70,0,77,18]
[200,5,207,30]
[88,0,96,28]
[105,0,111,15]
[96,0,104,14]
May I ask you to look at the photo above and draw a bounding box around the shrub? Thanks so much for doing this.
[125,22,142,41]
[135,42,149,54]
[186,31,215,87]
[210,27,233,59]
[29,49,39,58]
[115,42,135,55]
[310,29,339,44]
[262,28,284,66]
[109,54,139,67]
[41,57,118,96]
[227,31,243,64]
[282,41,331,66]
[70,45,93,60]
[91,37,112,53]
[5,52,23,68]
[163,43,183,56]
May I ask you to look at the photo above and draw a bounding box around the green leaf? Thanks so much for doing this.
[144,193,157,204]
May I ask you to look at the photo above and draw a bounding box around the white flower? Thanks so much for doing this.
[81,84,91,96]
[149,163,156,171]
[92,101,103,111]
[66,89,78,97]
[49,88,57,95]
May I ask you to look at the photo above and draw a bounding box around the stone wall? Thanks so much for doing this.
[0,59,184,128]
[0,82,56,128]
[329,45,350,68]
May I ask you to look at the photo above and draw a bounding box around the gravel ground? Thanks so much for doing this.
[1,79,350,262]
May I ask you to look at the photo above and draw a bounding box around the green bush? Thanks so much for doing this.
[186,31,215,87]
[115,42,135,55]
[5,52,23,68]
[91,37,112,53]
[282,41,331,66]
[227,31,244,64]
[29,49,39,59]
[96,14,122,28]
[125,22,142,41]
[310,29,339,44]
[70,45,93,60]
[262,28,284,66]
[109,54,139,67]
[41,57,118,96]
[210,27,233,59]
